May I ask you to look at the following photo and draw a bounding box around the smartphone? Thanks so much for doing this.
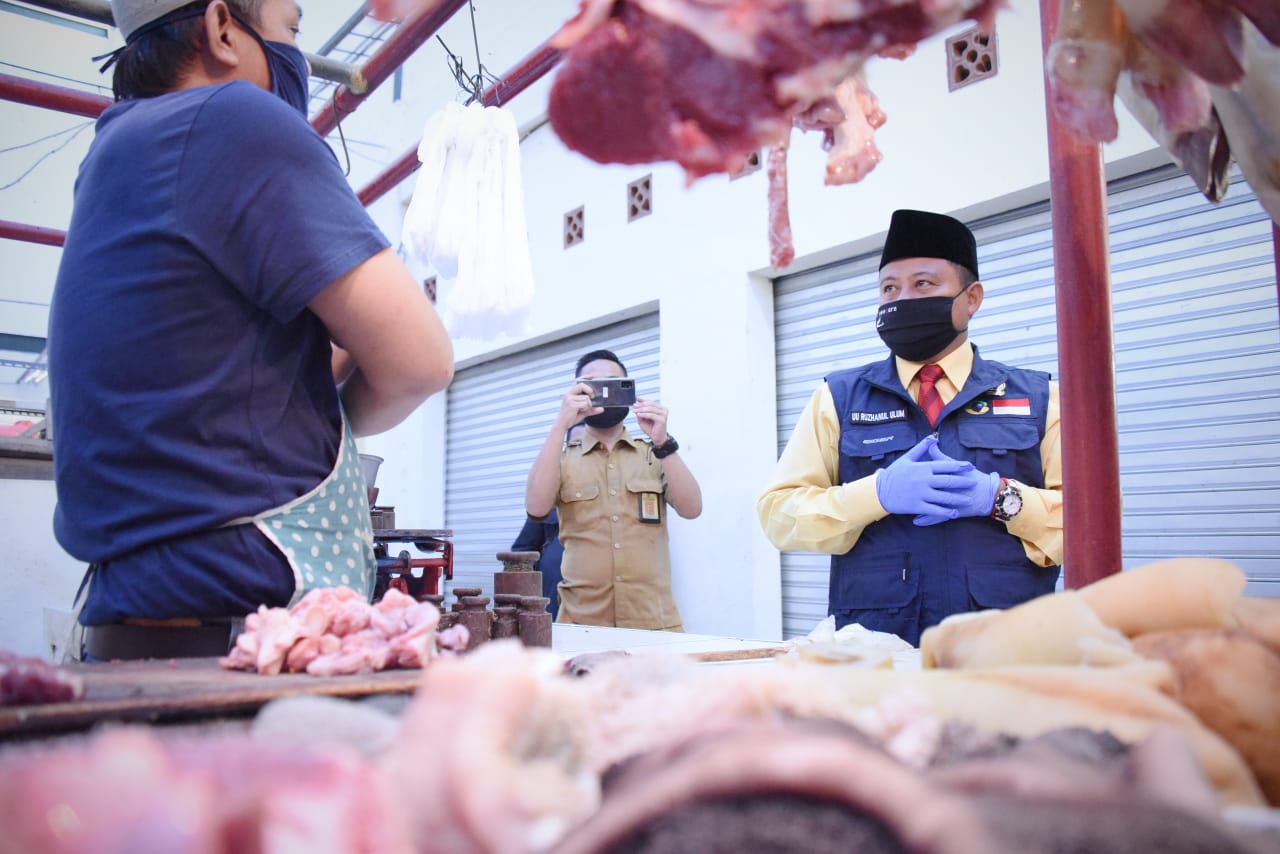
[584,377,636,407]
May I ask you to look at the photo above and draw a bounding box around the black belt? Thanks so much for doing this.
[82,620,242,661]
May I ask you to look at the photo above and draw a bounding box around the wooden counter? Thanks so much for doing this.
[1,626,786,739]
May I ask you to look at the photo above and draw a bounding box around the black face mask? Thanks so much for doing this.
[875,286,971,362]
[585,408,628,429]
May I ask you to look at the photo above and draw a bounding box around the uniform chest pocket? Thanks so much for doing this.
[956,417,1040,480]
[838,429,918,482]
[626,477,665,523]
[559,483,600,504]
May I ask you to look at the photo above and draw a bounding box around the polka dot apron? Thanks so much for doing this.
[227,411,376,603]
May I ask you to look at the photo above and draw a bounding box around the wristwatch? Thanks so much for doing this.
[652,435,679,459]
[991,478,1023,522]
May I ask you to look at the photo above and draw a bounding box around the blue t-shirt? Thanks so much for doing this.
[48,82,390,623]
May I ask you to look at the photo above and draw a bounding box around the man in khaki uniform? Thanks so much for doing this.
[525,350,702,630]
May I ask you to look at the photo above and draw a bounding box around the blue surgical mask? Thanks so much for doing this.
[231,12,310,118]
[262,40,310,117]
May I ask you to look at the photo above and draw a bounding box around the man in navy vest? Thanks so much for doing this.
[757,209,1063,646]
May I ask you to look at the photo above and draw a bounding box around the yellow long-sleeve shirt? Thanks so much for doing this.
[756,345,1064,566]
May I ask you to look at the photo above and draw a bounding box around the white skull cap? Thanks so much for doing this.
[110,0,200,41]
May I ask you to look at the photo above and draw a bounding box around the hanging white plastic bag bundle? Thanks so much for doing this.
[446,106,533,339]
[429,103,487,280]
[402,102,463,270]
[402,101,536,339]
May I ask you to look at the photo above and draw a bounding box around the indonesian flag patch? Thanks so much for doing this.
[992,397,1031,416]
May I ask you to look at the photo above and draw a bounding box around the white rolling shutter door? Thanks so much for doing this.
[445,313,661,596]
[773,166,1279,638]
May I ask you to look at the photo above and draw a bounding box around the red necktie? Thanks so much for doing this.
[917,364,945,427]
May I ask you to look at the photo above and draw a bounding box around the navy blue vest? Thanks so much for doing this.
[826,348,1060,645]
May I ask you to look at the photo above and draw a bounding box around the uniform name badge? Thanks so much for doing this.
[638,492,662,524]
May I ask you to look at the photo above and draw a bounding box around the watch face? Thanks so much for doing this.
[998,486,1022,519]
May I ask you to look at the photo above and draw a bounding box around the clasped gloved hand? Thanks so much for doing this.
[875,436,975,525]
[910,442,1001,526]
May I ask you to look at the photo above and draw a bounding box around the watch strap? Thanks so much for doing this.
[652,435,679,458]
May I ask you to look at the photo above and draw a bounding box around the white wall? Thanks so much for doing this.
[363,7,1165,639]
[0,478,84,658]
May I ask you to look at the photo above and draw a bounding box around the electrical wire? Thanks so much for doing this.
[0,122,94,192]
[0,61,111,96]
[0,120,93,154]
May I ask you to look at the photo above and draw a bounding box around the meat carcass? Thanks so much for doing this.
[1115,40,1230,204]
[547,0,1001,181]
[553,720,1254,854]
[1113,0,1247,86]
[1209,20,1280,225]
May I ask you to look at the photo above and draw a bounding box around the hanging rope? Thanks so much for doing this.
[435,1,501,105]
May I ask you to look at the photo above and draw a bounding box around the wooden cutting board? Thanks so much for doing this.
[0,646,785,739]
[0,658,424,738]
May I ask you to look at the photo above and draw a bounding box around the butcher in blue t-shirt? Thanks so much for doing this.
[48,0,454,652]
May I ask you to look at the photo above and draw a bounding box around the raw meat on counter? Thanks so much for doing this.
[0,649,84,706]
[0,728,408,854]
[219,586,468,676]
[4,606,1280,853]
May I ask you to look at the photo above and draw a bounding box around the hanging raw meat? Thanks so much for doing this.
[1208,20,1280,225]
[547,0,1000,181]
[1044,0,1280,222]
[1114,38,1229,203]
[822,71,888,186]
[766,140,795,269]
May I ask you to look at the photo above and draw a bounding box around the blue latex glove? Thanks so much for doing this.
[913,443,1001,526]
[875,436,975,521]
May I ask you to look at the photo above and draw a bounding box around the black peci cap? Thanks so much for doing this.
[878,209,978,279]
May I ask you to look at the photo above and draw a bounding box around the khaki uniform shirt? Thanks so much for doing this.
[757,344,1064,566]
[555,428,683,630]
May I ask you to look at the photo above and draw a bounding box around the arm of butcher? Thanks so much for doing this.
[1045,0,1125,143]
[309,248,455,437]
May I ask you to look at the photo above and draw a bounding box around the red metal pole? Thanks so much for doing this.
[1039,1,1123,587]
[0,219,66,247]
[356,42,561,207]
[0,72,110,118]
[311,0,468,138]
